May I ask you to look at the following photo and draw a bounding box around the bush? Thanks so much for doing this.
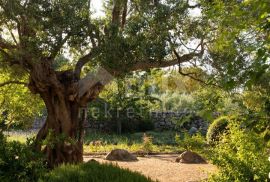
[175,132,206,151]
[206,116,230,144]
[0,132,47,182]
[142,133,154,153]
[39,161,155,182]
[208,124,270,182]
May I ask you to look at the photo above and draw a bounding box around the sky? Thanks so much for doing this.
[91,1,105,17]
[90,0,201,17]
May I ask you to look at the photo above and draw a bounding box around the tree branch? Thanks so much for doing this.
[178,69,221,88]
[75,67,113,106]
[49,34,71,60]
[112,0,121,25]
[4,22,19,46]
[74,50,98,79]
[121,0,128,29]
[130,51,202,71]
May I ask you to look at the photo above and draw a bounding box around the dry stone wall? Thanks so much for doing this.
[32,110,209,134]
[151,111,209,135]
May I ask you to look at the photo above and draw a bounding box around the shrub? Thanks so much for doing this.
[0,132,47,182]
[39,161,155,182]
[206,116,230,144]
[175,132,206,151]
[208,124,270,182]
[142,133,154,154]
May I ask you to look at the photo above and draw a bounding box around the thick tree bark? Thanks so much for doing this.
[36,90,83,168]
[30,65,103,168]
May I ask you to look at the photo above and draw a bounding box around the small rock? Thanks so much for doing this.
[175,151,207,164]
[105,149,138,161]
[87,159,98,163]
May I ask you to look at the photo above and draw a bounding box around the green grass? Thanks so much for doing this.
[7,134,28,143]
[39,161,156,182]
[83,142,179,154]
[83,131,181,153]
[84,131,178,145]
[6,130,183,153]
[5,130,35,143]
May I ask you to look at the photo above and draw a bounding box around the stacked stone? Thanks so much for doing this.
[151,111,209,135]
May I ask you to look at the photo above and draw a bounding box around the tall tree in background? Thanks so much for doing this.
[0,0,268,166]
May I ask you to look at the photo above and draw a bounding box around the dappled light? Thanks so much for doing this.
[0,0,269,181]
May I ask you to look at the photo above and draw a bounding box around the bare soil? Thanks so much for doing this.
[84,154,217,182]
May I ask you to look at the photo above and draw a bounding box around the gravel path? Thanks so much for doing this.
[84,154,217,182]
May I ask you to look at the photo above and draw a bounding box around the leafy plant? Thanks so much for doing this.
[208,124,270,182]
[141,133,154,154]
[175,132,206,152]
[0,131,47,182]
[206,116,230,144]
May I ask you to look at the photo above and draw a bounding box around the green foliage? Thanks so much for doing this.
[141,133,154,154]
[172,113,193,130]
[42,129,76,149]
[39,161,155,182]
[208,124,270,182]
[175,132,206,151]
[201,0,270,89]
[206,116,230,144]
[0,131,47,182]
[89,74,159,133]
[0,79,44,129]
[159,92,195,111]
[0,67,44,130]
[241,87,270,137]
[193,88,223,120]
[160,86,242,121]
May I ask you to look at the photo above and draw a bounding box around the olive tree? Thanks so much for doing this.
[0,0,267,167]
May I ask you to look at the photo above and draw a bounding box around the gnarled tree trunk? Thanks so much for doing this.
[37,92,83,167]
[30,64,104,168]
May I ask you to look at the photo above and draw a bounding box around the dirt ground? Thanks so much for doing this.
[84,154,217,182]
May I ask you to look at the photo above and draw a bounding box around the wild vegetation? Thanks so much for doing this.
[0,0,269,181]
